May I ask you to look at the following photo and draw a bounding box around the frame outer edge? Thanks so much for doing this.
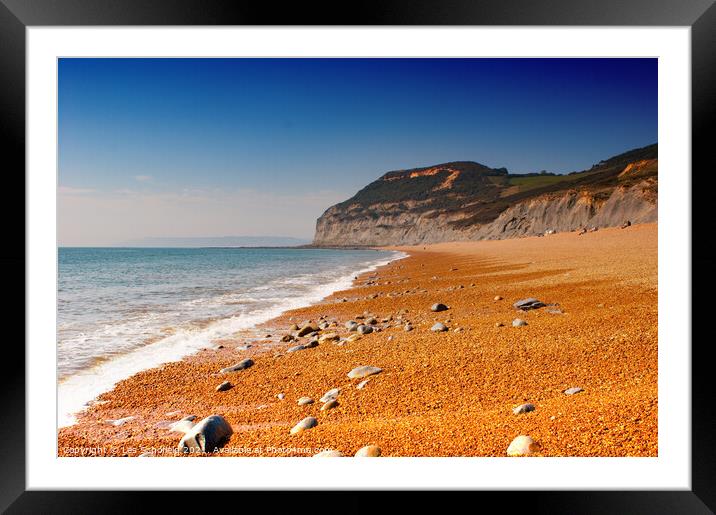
[692,1,716,511]
[0,0,27,512]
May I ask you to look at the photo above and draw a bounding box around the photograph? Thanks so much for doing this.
[56,57,659,458]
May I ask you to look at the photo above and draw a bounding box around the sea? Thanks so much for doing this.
[57,247,405,427]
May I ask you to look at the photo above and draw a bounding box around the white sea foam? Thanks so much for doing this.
[57,250,407,427]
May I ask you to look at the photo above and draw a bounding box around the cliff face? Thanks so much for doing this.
[313,144,657,246]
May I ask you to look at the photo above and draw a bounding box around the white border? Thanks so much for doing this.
[27,27,691,490]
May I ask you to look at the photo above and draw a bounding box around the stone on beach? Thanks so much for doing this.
[321,399,339,410]
[277,393,286,400]
[404,324,413,332]
[318,332,340,343]
[348,365,383,379]
[168,416,197,434]
[564,387,584,395]
[297,323,319,337]
[215,381,233,392]
[494,295,503,301]
[286,344,306,353]
[345,321,358,331]
[431,322,448,332]
[320,388,340,403]
[357,325,373,335]
[356,379,371,389]
[219,358,254,373]
[431,303,449,312]
[178,415,233,453]
[290,416,318,435]
[513,298,546,311]
[512,403,536,415]
[355,445,381,457]
[506,435,540,456]
[512,319,528,327]
[297,396,314,405]
[105,416,136,426]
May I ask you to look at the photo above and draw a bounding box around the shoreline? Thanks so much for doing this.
[58,223,657,457]
[57,248,406,428]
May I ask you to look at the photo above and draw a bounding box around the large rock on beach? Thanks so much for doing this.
[357,325,373,335]
[355,445,382,457]
[564,387,584,395]
[506,435,540,456]
[290,416,318,434]
[215,381,233,392]
[219,358,254,373]
[513,298,546,311]
[431,322,448,332]
[512,319,528,327]
[297,323,319,337]
[431,303,449,312]
[297,396,314,405]
[321,399,339,410]
[348,365,382,379]
[178,415,233,453]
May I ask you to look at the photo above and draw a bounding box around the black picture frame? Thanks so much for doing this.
[3,0,713,512]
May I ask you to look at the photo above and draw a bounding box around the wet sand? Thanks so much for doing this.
[58,223,657,457]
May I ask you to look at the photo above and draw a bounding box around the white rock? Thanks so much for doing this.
[512,318,528,327]
[320,388,340,403]
[512,403,536,415]
[348,365,383,379]
[506,435,540,456]
[564,387,584,395]
[178,415,233,453]
[105,416,136,426]
[355,445,381,457]
[290,416,318,435]
[297,396,314,405]
[356,379,371,389]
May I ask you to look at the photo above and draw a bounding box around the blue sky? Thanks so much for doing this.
[58,58,657,245]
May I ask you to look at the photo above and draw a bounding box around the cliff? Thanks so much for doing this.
[313,144,657,246]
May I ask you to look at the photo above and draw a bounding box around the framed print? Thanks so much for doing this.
[4,0,714,511]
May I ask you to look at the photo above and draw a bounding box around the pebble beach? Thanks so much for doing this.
[57,223,657,457]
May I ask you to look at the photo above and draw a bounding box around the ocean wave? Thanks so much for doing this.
[57,250,406,427]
